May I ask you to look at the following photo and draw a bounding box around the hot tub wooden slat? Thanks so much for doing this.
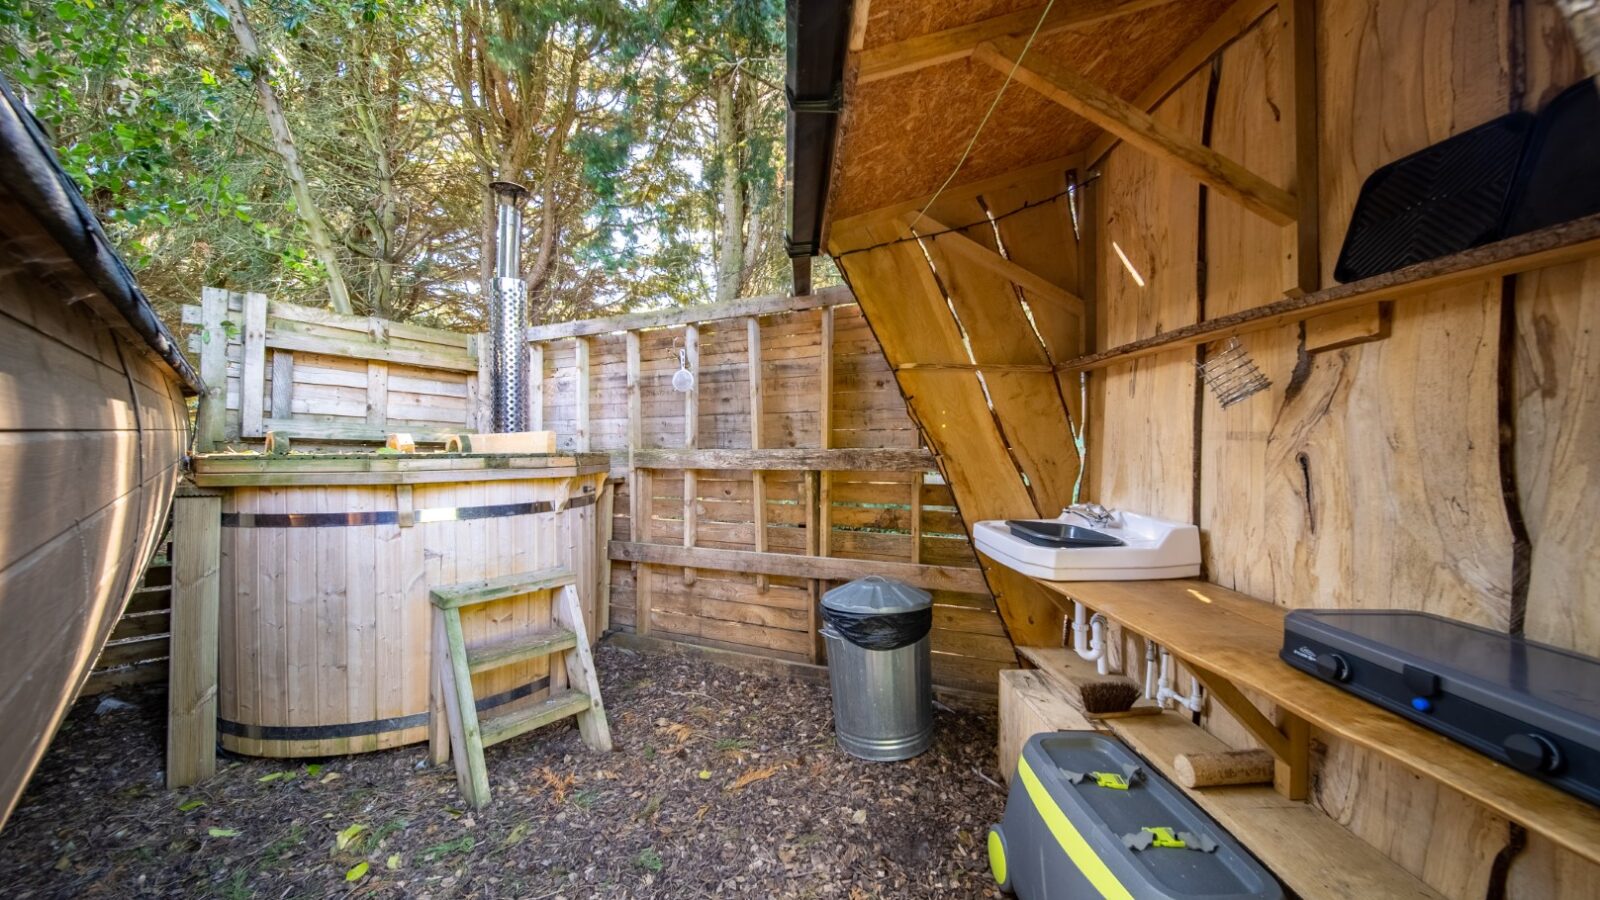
[216,466,603,758]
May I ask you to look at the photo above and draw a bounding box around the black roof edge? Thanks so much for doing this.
[785,0,853,293]
[0,73,203,395]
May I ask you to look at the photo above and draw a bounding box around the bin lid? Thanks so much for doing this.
[822,575,931,615]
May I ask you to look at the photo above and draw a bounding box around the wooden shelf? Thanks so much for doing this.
[1105,712,1444,899]
[1033,576,1600,866]
[1059,212,1600,373]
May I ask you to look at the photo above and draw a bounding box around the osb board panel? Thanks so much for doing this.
[1088,70,1205,522]
[859,0,1034,49]
[831,0,1232,219]
[1514,256,1600,656]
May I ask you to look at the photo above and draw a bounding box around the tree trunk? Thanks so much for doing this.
[220,0,354,315]
[715,78,744,304]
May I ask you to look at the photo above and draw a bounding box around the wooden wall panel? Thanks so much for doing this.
[1090,73,1206,522]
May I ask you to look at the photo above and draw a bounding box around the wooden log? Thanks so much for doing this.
[167,489,221,788]
[1173,748,1276,788]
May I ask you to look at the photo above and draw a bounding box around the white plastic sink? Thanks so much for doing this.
[973,510,1201,581]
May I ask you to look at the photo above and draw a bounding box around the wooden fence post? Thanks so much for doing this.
[167,486,221,788]
[196,288,229,451]
[748,317,768,592]
[682,325,699,586]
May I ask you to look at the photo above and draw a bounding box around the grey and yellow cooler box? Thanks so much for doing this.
[989,732,1281,899]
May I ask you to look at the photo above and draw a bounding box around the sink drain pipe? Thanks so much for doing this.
[1070,602,1110,675]
[1151,645,1204,713]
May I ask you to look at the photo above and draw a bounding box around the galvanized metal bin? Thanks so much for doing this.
[821,576,933,761]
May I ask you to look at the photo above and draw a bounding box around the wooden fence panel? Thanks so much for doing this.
[173,287,1016,694]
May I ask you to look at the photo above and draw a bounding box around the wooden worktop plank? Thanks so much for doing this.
[1035,577,1600,865]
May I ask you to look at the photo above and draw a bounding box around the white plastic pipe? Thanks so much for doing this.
[1143,641,1158,701]
[1156,647,1203,713]
[1070,602,1110,675]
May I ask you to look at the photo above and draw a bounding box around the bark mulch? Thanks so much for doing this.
[0,643,1008,898]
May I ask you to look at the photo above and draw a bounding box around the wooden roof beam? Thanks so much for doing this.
[857,0,1181,84]
[905,214,1086,320]
[1082,0,1281,168]
[974,36,1297,226]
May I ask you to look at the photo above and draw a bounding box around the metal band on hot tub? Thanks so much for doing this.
[217,678,551,741]
[220,491,597,527]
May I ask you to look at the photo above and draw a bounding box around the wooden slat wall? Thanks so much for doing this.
[549,302,1009,694]
[184,293,484,448]
[178,289,1009,694]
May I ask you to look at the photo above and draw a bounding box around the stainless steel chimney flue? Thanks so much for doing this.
[489,181,530,434]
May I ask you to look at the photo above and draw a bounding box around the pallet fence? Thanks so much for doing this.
[178,287,1016,693]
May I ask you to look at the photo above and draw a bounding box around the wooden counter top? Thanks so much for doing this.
[191,452,612,487]
[1034,577,1600,866]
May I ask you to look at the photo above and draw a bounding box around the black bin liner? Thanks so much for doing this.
[821,605,933,651]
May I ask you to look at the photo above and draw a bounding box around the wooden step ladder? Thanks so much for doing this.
[428,566,611,807]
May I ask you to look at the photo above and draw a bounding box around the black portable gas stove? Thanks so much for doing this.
[1282,609,1600,806]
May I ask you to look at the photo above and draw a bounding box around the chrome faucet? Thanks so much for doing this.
[1062,503,1114,526]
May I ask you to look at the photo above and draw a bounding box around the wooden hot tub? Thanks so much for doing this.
[191,451,610,757]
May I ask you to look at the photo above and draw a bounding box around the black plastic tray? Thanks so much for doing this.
[1333,112,1532,282]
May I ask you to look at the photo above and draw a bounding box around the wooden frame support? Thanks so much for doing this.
[974,37,1296,226]
[167,487,221,788]
[747,317,769,592]
[908,215,1087,320]
[1190,665,1309,800]
[196,287,229,451]
[610,541,989,595]
[682,325,699,587]
[573,336,591,451]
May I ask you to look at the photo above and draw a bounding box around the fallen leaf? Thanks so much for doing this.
[177,799,206,812]
[696,770,712,780]
[727,765,783,793]
[335,823,368,850]
[208,827,240,838]
[851,809,867,825]
[319,772,341,785]
[695,804,710,821]
[386,853,402,870]
[345,861,368,882]
[258,772,293,783]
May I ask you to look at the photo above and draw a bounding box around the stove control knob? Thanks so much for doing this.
[1315,652,1350,682]
[1503,733,1561,774]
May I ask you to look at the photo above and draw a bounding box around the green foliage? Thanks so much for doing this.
[0,0,804,329]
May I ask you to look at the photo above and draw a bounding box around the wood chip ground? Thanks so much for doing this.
[0,644,1006,898]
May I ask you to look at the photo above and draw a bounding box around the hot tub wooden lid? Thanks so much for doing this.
[191,451,612,487]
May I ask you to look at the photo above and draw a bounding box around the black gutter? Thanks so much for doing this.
[785,0,853,295]
[0,74,203,394]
